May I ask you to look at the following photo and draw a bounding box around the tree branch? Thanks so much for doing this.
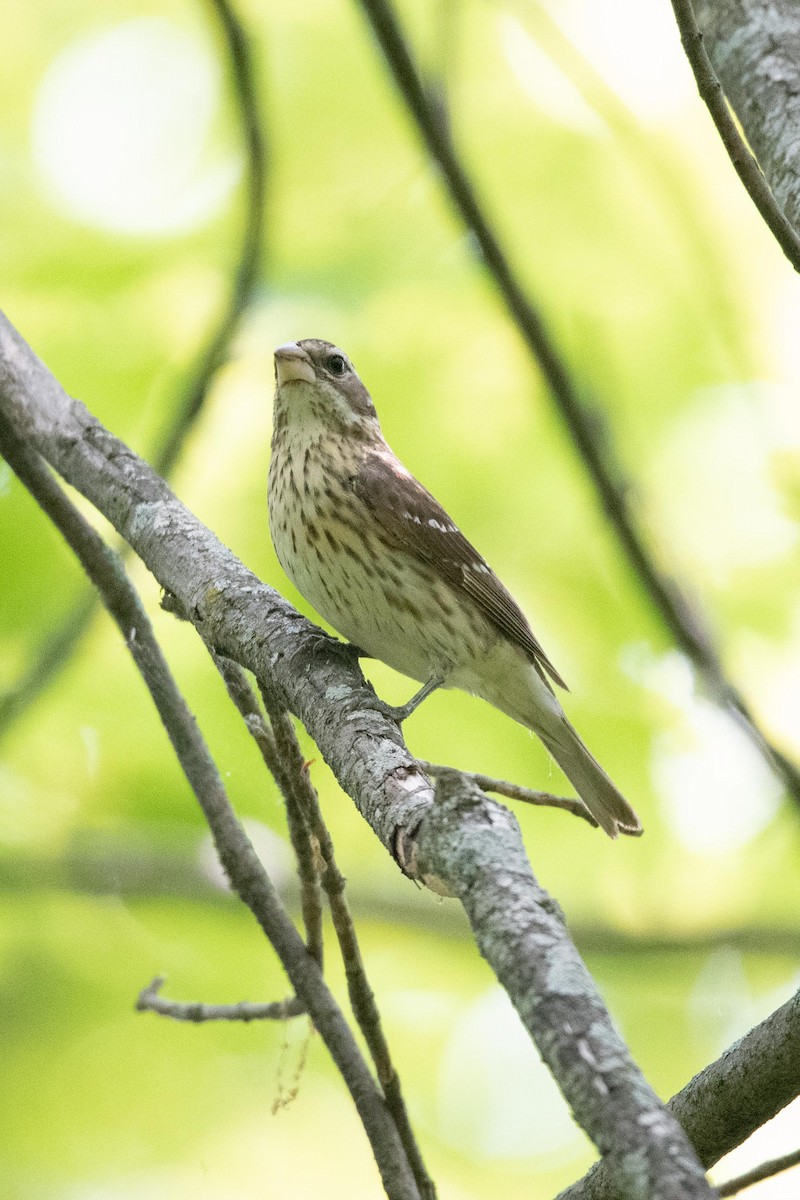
[0,312,721,1197]
[415,772,715,1199]
[559,986,800,1199]
[353,0,800,807]
[0,0,267,742]
[210,652,325,968]
[0,414,421,1200]
[717,1147,800,1197]
[255,678,436,1200]
[136,976,305,1022]
[669,0,800,273]
[693,0,800,235]
[418,760,597,825]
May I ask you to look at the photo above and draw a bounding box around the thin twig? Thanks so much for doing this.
[669,0,800,274]
[0,0,267,743]
[156,0,267,475]
[136,976,305,1022]
[0,419,421,1200]
[418,760,597,826]
[210,658,435,1200]
[211,651,324,967]
[717,1147,800,1197]
[257,680,436,1200]
[354,0,800,806]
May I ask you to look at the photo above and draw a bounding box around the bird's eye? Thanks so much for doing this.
[327,353,347,377]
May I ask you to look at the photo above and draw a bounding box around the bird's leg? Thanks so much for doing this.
[376,677,444,723]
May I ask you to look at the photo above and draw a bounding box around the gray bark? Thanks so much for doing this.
[695,0,800,229]
[0,308,729,1198]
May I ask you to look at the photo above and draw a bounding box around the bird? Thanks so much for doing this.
[268,338,642,839]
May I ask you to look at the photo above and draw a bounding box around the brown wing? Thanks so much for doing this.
[351,451,568,691]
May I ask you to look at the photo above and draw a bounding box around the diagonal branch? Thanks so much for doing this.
[255,678,436,1200]
[717,1147,800,1197]
[415,772,714,1199]
[0,415,420,1200]
[211,651,325,968]
[559,985,800,1199]
[0,309,752,1198]
[0,0,267,743]
[668,0,800,273]
[353,0,800,806]
[692,0,800,236]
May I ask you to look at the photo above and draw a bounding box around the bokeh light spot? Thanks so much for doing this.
[31,18,240,235]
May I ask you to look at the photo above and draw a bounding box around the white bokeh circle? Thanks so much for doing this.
[31,18,241,235]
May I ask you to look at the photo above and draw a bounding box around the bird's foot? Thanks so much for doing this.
[374,677,444,724]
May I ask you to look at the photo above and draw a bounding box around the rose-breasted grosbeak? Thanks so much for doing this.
[268,339,642,839]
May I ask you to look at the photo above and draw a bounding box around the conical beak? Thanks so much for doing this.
[274,342,315,386]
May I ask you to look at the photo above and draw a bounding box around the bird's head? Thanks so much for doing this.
[273,339,380,440]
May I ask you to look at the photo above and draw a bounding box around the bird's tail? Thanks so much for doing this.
[537,715,642,839]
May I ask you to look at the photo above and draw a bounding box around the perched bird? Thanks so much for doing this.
[269,339,642,839]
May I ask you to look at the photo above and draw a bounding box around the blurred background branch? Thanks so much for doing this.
[355,0,800,808]
[0,0,266,743]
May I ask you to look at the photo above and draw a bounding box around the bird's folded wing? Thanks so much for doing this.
[351,452,567,691]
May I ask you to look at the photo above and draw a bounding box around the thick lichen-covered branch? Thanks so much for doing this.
[0,309,742,1198]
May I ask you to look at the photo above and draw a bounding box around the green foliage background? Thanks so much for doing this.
[1,0,799,1196]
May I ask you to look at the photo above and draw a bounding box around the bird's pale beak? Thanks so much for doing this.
[274,342,315,386]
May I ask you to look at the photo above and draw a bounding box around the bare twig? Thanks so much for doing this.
[0,0,266,743]
[717,1147,800,1197]
[257,680,437,1200]
[0,418,420,1200]
[200,652,435,1198]
[669,0,800,273]
[418,760,597,825]
[353,0,800,806]
[136,976,305,1022]
[211,652,325,970]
